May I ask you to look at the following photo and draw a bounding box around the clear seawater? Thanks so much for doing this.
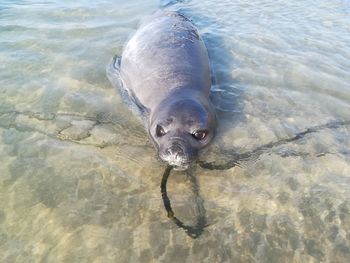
[1,0,350,262]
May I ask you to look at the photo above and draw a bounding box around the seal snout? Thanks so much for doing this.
[160,140,194,169]
[165,144,184,158]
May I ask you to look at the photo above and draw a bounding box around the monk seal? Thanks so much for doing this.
[107,11,216,170]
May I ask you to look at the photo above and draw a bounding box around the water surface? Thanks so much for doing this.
[1,0,350,262]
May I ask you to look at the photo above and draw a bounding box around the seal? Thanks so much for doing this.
[107,11,216,170]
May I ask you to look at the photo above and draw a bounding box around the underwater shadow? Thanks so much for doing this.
[160,165,207,238]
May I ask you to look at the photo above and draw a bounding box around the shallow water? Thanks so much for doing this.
[1,0,350,262]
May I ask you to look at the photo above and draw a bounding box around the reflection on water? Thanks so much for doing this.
[1,0,350,262]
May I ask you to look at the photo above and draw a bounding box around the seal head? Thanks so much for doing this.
[149,92,216,170]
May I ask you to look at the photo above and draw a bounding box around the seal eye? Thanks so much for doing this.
[192,130,207,140]
[156,125,166,137]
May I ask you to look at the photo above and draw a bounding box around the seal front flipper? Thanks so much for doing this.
[106,55,149,115]
[106,55,123,89]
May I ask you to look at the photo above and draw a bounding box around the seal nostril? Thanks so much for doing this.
[168,145,184,157]
[165,148,171,156]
